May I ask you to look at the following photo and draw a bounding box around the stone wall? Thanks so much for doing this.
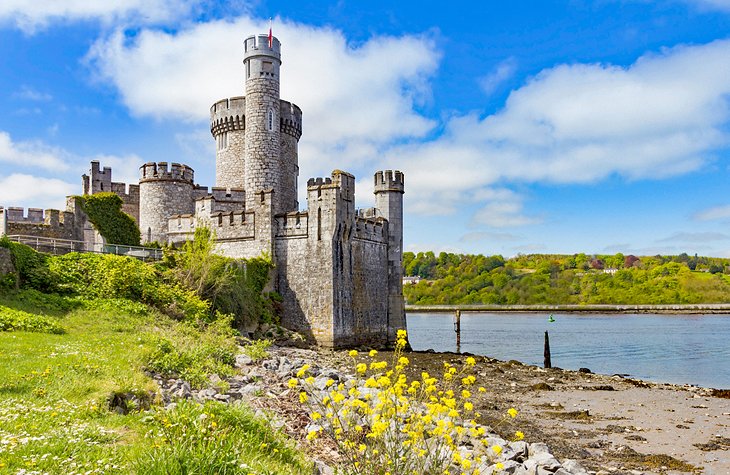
[1,207,78,240]
[0,247,15,278]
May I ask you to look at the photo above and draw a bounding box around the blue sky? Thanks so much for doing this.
[3,1,730,257]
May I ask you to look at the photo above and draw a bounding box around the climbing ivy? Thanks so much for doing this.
[77,193,141,246]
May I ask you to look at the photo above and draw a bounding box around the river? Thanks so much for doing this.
[406,312,730,389]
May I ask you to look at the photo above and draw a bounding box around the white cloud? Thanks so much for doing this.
[0,174,75,209]
[479,57,517,95]
[0,131,70,171]
[0,0,200,33]
[693,204,730,221]
[85,17,440,182]
[384,39,730,226]
[12,85,52,101]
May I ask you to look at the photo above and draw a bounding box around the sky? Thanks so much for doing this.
[2,1,730,257]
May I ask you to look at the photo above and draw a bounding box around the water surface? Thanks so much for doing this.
[406,312,730,389]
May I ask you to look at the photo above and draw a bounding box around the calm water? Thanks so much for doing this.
[406,312,730,389]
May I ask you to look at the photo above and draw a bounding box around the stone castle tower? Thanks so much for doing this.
[2,32,406,348]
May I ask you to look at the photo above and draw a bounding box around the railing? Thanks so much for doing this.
[4,235,164,261]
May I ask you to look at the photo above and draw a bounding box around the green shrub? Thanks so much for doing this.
[48,253,209,322]
[167,227,275,328]
[0,237,53,291]
[242,339,272,362]
[0,305,64,334]
[76,193,141,246]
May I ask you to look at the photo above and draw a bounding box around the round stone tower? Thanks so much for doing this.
[138,162,194,244]
[210,97,246,189]
[243,33,286,214]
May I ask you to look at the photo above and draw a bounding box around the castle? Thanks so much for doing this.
[0,33,406,348]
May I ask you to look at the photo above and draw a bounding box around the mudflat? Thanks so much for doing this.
[403,351,730,474]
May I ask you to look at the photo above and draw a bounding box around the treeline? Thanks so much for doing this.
[403,251,730,305]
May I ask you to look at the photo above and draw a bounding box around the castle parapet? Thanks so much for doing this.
[275,211,308,238]
[354,216,387,243]
[374,170,405,193]
[0,206,77,239]
[139,162,194,183]
[243,34,281,61]
[210,96,246,136]
[280,100,302,139]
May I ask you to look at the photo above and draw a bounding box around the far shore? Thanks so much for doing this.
[406,303,730,314]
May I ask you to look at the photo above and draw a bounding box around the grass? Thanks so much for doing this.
[0,289,312,474]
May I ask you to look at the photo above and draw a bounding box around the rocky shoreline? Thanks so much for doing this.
[151,342,730,474]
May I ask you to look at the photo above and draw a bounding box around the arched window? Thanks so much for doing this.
[268,108,275,132]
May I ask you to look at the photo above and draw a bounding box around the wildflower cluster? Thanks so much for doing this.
[295,330,521,474]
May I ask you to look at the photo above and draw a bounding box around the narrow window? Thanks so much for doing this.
[267,108,274,132]
[246,61,250,79]
[317,208,322,241]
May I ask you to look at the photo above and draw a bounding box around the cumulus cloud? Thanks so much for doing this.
[385,39,730,227]
[0,131,70,171]
[85,17,440,180]
[0,174,76,209]
[479,57,518,95]
[0,0,200,33]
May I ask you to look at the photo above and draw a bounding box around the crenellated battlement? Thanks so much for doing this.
[280,100,302,139]
[307,177,333,188]
[275,211,308,238]
[354,216,387,243]
[139,162,194,183]
[210,96,246,137]
[243,34,281,60]
[374,170,405,193]
[0,206,77,240]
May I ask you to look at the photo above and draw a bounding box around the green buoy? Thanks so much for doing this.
[548,314,556,323]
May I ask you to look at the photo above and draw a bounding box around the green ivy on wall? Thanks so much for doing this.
[77,193,141,246]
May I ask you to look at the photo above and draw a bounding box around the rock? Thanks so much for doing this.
[214,394,231,402]
[508,441,529,461]
[525,452,561,472]
[561,459,588,475]
[313,460,334,475]
[235,354,253,366]
[578,367,592,374]
[172,381,192,399]
[528,442,551,457]
[209,373,222,384]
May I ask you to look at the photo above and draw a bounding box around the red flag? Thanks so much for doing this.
[268,19,273,48]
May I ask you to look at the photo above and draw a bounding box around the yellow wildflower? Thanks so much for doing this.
[349,350,358,357]
[508,407,518,418]
[515,430,524,440]
[287,378,298,388]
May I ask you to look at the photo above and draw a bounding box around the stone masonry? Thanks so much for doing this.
[1,32,407,348]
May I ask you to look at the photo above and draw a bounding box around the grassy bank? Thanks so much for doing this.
[0,289,312,474]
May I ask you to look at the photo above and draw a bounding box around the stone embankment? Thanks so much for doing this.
[153,344,592,475]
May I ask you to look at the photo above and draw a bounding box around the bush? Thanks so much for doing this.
[49,253,209,322]
[166,227,275,328]
[0,305,64,334]
[77,193,140,246]
[0,237,53,291]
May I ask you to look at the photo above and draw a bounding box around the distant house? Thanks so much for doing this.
[403,276,422,285]
[603,268,618,275]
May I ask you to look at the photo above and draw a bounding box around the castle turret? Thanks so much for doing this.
[139,162,195,244]
[374,170,406,344]
[243,34,286,215]
[211,97,246,189]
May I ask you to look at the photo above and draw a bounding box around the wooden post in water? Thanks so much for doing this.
[544,331,552,369]
[454,310,461,353]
